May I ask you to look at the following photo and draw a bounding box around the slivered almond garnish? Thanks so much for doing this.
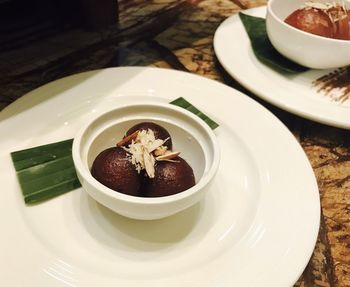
[153,146,168,156]
[116,130,139,147]
[304,1,348,17]
[156,151,180,161]
[143,151,155,178]
[121,129,182,177]
[122,129,171,178]
[304,1,334,10]
[147,138,165,153]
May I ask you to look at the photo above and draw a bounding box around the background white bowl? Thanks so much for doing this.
[72,102,220,220]
[266,0,350,69]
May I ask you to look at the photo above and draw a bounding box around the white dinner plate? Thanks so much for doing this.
[0,67,319,287]
[214,6,350,129]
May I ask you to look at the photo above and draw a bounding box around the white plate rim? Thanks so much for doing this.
[213,6,350,130]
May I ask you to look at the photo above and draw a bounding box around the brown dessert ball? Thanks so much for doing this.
[144,157,195,197]
[91,147,142,196]
[126,122,172,150]
[330,8,350,40]
[285,8,334,38]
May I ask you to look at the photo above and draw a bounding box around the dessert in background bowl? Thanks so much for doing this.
[284,2,350,40]
[266,0,350,69]
[72,102,220,220]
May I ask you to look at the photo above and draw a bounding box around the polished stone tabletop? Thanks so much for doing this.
[0,1,349,286]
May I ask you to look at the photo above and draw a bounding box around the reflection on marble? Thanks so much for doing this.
[0,0,349,286]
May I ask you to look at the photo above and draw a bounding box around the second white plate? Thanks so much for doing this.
[214,6,350,129]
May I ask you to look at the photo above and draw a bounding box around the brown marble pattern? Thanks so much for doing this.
[0,0,349,286]
[313,67,350,103]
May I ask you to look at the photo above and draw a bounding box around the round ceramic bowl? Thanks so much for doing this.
[72,102,220,220]
[266,0,350,69]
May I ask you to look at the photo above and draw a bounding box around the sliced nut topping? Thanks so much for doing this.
[304,1,348,13]
[304,1,334,10]
[153,146,168,156]
[156,151,181,161]
[120,128,181,176]
[116,130,139,147]
[147,138,165,153]
[143,151,155,178]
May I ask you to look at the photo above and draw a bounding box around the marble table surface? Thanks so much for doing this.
[0,0,349,286]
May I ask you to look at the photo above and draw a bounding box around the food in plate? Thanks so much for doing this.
[285,1,350,39]
[125,121,173,150]
[145,157,195,197]
[91,122,195,197]
[91,147,142,196]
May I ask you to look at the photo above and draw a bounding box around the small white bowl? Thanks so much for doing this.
[72,101,220,220]
[266,0,350,69]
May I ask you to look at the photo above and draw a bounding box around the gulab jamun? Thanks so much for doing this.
[91,122,197,198]
[91,147,142,196]
[330,7,350,40]
[144,157,195,197]
[285,8,334,38]
[284,4,350,40]
[126,122,172,150]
